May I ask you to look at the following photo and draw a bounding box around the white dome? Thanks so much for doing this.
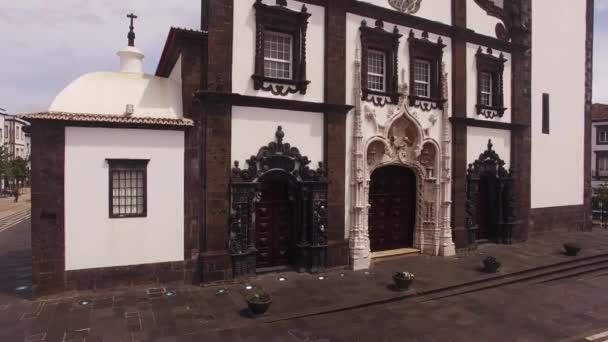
[49,71,183,119]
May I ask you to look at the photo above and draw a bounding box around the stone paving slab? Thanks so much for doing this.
[2,219,608,340]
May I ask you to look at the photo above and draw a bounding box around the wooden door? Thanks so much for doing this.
[368,166,416,252]
[255,181,290,268]
[477,173,499,241]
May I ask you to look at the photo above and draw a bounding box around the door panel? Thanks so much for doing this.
[369,166,416,252]
[255,181,290,268]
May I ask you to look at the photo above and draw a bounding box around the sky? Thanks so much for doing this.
[0,0,607,113]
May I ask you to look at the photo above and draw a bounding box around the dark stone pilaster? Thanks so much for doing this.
[324,0,349,268]
[583,0,594,231]
[510,0,532,242]
[31,122,65,296]
[199,0,234,283]
[451,0,468,249]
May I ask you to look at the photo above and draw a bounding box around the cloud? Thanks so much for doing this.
[597,0,608,12]
[0,1,199,113]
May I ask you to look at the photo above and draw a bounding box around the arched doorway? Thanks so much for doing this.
[368,165,417,252]
[228,126,328,277]
[255,177,292,269]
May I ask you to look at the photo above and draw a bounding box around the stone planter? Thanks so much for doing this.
[563,243,581,257]
[246,293,272,316]
[393,275,414,290]
[482,257,501,273]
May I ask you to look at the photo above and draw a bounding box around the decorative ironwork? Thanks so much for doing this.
[465,140,517,245]
[229,126,328,277]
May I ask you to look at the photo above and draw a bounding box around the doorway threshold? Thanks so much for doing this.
[256,265,292,274]
[371,248,420,259]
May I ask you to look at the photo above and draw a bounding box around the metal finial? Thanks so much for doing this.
[276,126,285,144]
[487,139,493,151]
[127,13,138,47]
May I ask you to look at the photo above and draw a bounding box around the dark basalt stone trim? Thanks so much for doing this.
[156,28,207,77]
[450,117,527,131]
[349,1,516,53]
[63,261,196,293]
[529,205,585,235]
[475,47,507,118]
[195,91,353,114]
[408,31,446,111]
[583,0,594,231]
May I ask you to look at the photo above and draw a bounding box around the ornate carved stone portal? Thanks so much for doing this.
[465,139,516,245]
[350,50,455,271]
[229,126,328,277]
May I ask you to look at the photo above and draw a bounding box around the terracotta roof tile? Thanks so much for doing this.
[592,104,608,122]
[19,112,194,127]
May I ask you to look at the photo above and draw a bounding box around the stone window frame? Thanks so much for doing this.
[107,159,149,219]
[597,125,608,145]
[408,30,446,111]
[360,19,402,107]
[475,47,507,119]
[596,151,608,178]
[252,0,311,96]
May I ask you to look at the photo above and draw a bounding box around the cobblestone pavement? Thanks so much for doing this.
[0,188,31,233]
[1,220,608,341]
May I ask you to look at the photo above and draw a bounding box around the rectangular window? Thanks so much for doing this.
[598,154,608,177]
[263,31,292,80]
[413,59,431,98]
[480,72,493,106]
[542,93,550,134]
[367,49,386,92]
[108,159,149,218]
[5,125,8,140]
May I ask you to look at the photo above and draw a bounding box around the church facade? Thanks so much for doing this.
[26,0,594,294]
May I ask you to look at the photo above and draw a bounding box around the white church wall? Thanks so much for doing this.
[64,127,185,271]
[231,106,324,167]
[232,0,325,103]
[168,54,182,84]
[466,0,503,38]
[50,72,184,119]
[466,43,512,123]
[354,0,452,25]
[530,0,585,208]
[467,126,510,167]
[344,12,453,240]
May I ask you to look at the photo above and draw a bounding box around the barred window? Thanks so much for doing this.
[367,49,386,92]
[480,72,493,106]
[264,31,292,80]
[108,159,149,218]
[413,59,431,98]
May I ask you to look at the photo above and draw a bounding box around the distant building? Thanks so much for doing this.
[591,104,608,220]
[0,112,31,161]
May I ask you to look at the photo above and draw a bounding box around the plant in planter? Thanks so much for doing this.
[563,243,581,256]
[482,256,501,273]
[392,271,415,290]
[245,290,272,316]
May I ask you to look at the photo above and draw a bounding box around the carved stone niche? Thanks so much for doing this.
[229,126,328,278]
[252,0,311,96]
[388,115,420,161]
[418,142,437,178]
[367,140,389,168]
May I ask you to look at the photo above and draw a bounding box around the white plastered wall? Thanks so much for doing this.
[467,126,510,167]
[168,54,182,84]
[466,43,512,123]
[231,106,324,167]
[466,0,503,37]
[355,0,451,25]
[530,0,586,208]
[344,12,453,239]
[232,0,325,102]
[64,127,185,271]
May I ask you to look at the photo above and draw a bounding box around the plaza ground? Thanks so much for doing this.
[0,203,607,341]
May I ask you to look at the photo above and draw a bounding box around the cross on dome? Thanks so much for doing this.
[127,13,138,47]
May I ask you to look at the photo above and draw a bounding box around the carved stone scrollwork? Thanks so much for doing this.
[229,126,328,277]
[465,139,516,245]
